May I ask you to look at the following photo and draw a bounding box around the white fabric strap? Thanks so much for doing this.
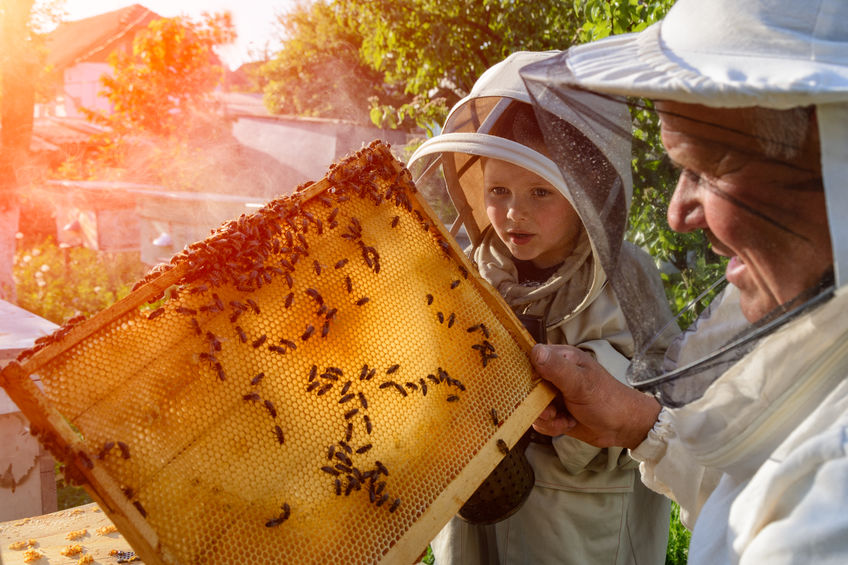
[817,102,848,288]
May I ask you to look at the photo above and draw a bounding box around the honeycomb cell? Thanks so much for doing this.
[10,141,541,565]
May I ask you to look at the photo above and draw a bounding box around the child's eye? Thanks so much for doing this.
[488,186,509,196]
[531,187,552,198]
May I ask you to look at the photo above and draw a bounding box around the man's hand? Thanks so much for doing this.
[531,344,661,450]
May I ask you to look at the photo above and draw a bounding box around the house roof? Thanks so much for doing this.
[46,4,162,71]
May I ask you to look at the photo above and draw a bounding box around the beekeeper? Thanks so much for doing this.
[519,0,848,562]
[409,51,675,564]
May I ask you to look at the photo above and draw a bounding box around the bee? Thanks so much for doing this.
[405,382,418,392]
[418,379,428,396]
[326,366,343,376]
[497,439,509,455]
[175,306,196,315]
[358,392,368,409]
[297,233,309,250]
[447,313,456,328]
[274,425,285,445]
[264,399,277,418]
[189,284,208,295]
[447,395,460,402]
[321,465,340,477]
[426,374,439,384]
[334,478,342,496]
[450,279,461,289]
[466,324,481,333]
[117,441,131,459]
[338,440,352,454]
[121,486,134,499]
[345,276,353,294]
[306,381,320,392]
[480,323,491,338]
[393,383,408,397]
[386,364,400,374]
[355,296,370,306]
[344,408,360,420]
[491,408,499,427]
[251,371,266,386]
[206,332,222,352]
[376,494,389,507]
[327,445,336,460]
[339,393,355,404]
[335,258,349,269]
[375,481,386,496]
[133,501,148,518]
[285,273,294,289]
[301,325,315,340]
[309,365,318,382]
[355,444,372,454]
[325,307,338,320]
[284,293,294,309]
[147,307,165,320]
[313,260,322,276]
[378,381,395,390]
[459,265,469,279]
[320,372,339,381]
[317,383,333,396]
[328,207,339,223]
[426,294,434,305]
[321,321,330,338]
[364,414,372,434]
[235,326,247,343]
[78,450,94,470]
[359,364,369,381]
[391,216,399,228]
[246,298,260,314]
[437,312,444,323]
[345,422,353,442]
[215,363,227,381]
[252,335,267,348]
[243,392,260,402]
[212,294,224,310]
[96,441,115,460]
[341,380,352,395]
[389,498,401,513]
[367,368,377,380]
[375,461,389,476]
[268,345,286,354]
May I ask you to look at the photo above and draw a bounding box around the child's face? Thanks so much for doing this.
[483,158,581,268]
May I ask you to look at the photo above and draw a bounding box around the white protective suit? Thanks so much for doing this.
[517,0,848,562]
[409,51,675,565]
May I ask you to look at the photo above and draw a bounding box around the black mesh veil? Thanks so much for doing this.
[520,52,837,407]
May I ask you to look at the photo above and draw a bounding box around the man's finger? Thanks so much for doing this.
[531,344,587,396]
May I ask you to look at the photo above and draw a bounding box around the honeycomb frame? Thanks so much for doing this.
[1,141,555,564]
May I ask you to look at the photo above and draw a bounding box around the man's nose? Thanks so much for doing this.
[667,171,706,233]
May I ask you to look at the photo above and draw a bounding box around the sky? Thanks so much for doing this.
[59,0,303,70]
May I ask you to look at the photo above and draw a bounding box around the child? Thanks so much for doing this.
[408,51,676,564]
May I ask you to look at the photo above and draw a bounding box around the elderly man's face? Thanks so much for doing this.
[659,102,832,322]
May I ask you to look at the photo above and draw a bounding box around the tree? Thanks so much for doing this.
[261,1,406,124]
[0,0,39,300]
[63,12,237,189]
[96,13,235,139]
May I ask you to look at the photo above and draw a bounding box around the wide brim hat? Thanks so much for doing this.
[520,0,848,289]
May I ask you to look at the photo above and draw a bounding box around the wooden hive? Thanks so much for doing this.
[0,141,554,564]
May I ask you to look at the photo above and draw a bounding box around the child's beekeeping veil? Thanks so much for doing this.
[408,51,652,328]
[519,0,848,406]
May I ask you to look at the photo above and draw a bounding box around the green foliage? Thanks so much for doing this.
[13,238,146,325]
[628,101,727,328]
[261,1,406,123]
[666,502,692,565]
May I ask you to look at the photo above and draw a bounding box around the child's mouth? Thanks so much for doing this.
[507,231,533,245]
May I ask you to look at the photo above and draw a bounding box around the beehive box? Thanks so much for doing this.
[0,141,554,564]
